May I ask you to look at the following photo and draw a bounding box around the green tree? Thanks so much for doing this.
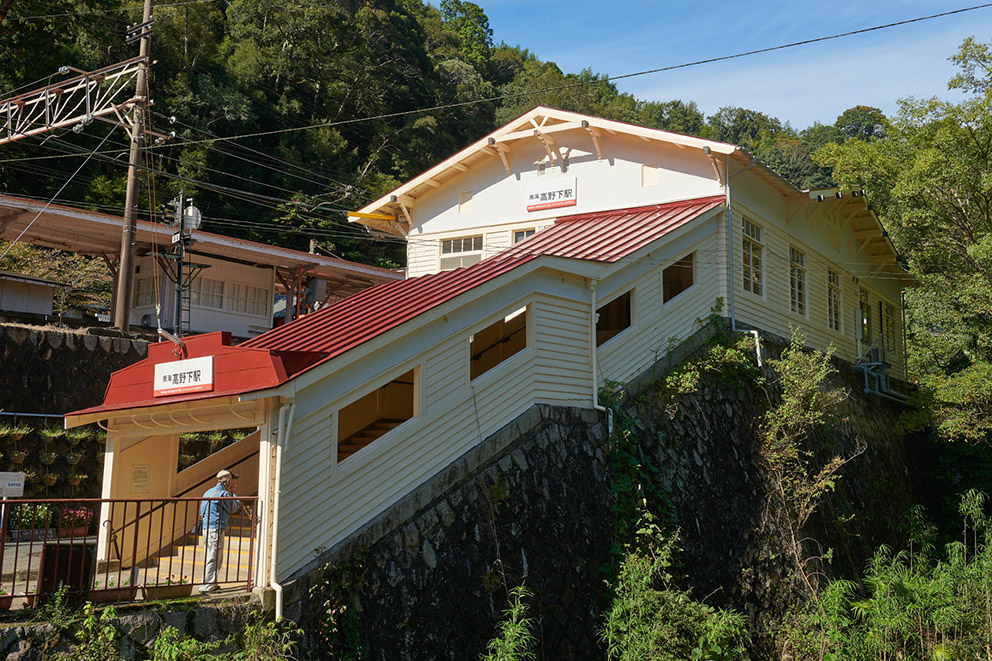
[835,105,887,142]
[815,38,992,442]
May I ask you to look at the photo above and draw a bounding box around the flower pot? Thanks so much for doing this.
[143,584,192,600]
[66,455,81,466]
[9,433,23,442]
[41,476,57,487]
[10,452,26,464]
[57,526,87,538]
[89,586,136,603]
[0,595,12,611]
[39,454,55,466]
[68,478,82,487]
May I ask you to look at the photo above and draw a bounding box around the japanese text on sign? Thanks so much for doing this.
[526,176,577,212]
[153,355,214,397]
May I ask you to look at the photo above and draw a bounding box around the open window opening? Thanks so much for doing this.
[337,369,415,463]
[596,290,632,346]
[471,306,527,379]
[663,252,694,302]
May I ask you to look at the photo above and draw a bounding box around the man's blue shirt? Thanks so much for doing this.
[200,483,238,530]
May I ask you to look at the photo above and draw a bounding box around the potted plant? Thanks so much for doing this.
[66,451,83,465]
[41,473,58,487]
[90,577,136,603]
[65,428,88,446]
[0,588,11,611]
[9,449,27,464]
[58,506,93,538]
[9,503,51,541]
[0,424,30,442]
[38,426,63,443]
[38,451,56,465]
[67,472,87,487]
[143,575,192,600]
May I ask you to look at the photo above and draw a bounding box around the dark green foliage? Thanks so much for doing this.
[777,493,992,660]
[480,585,537,661]
[600,531,749,661]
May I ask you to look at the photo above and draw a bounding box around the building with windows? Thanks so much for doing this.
[65,107,911,614]
[0,194,402,337]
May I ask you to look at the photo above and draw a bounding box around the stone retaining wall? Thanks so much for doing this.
[0,325,147,415]
[287,329,922,659]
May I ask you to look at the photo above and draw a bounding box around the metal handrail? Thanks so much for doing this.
[0,495,258,605]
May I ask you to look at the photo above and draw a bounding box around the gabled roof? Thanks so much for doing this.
[349,106,743,234]
[243,195,724,360]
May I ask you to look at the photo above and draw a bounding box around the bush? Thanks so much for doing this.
[10,503,51,530]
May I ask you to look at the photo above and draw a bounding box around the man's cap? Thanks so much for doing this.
[217,469,238,480]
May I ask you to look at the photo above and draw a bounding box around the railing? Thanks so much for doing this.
[0,497,257,608]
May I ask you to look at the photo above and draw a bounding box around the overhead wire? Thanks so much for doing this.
[7,0,222,21]
[0,124,119,259]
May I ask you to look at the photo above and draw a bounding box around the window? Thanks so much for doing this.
[827,271,841,332]
[248,287,270,317]
[470,307,527,379]
[513,229,535,244]
[859,288,872,341]
[192,278,224,309]
[440,235,484,270]
[458,191,473,213]
[663,253,694,302]
[133,277,154,307]
[789,246,807,316]
[596,291,631,346]
[883,303,897,356]
[742,219,763,296]
[337,369,415,463]
[227,283,249,313]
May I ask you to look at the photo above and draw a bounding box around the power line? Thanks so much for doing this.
[156,3,992,151]
[0,125,119,259]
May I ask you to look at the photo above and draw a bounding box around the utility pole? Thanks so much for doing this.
[112,0,154,331]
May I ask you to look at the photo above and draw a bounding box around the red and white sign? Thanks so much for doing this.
[526,177,576,212]
[154,356,214,397]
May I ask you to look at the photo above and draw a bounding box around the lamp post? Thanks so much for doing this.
[167,192,200,334]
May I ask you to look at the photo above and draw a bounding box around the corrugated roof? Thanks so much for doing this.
[65,195,724,419]
[243,195,724,361]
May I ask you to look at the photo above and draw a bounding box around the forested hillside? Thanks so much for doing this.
[2,0,875,269]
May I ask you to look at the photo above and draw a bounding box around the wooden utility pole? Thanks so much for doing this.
[113,0,154,331]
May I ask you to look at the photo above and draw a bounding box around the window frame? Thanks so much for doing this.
[331,365,421,476]
[789,246,807,317]
[827,270,842,332]
[469,305,530,382]
[513,229,536,244]
[741,218,763,297]
[439,235,485,271]
[662,252,696,304]
[596,289,634,347]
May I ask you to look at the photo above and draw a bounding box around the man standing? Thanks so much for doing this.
[198,469,239,594]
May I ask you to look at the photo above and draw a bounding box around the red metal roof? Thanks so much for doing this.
[67,332,323,418]
[243,195,724,358]
[67,195,723,418]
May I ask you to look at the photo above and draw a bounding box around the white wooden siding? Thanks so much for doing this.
[275,278,593,577]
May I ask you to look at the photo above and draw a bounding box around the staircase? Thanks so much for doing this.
[338,419,406,461]
[137,506,256,591]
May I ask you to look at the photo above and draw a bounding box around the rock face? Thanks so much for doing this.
[287,331,922,660]
[0,600,250,660]
[0,325,147,414]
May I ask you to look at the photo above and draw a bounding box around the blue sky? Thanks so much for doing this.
[479,1,992,129]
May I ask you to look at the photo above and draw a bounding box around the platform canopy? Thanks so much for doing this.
[0,194,402,299]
